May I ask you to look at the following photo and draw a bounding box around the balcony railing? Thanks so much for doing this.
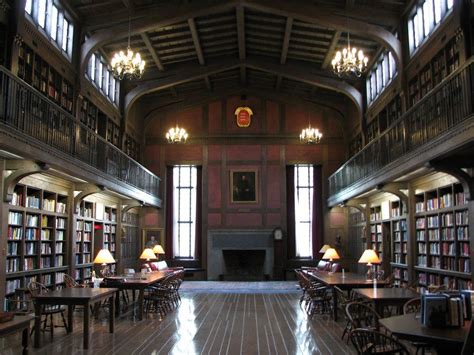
[329,57,474,198]
[0,66,160,197]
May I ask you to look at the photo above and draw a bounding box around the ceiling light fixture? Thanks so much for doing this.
[300,123,322,144]
[166,125,188,144]
[331,32,368,77]
[111,13,145,80]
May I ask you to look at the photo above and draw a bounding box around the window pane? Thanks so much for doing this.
[434,0,442,23]
[389,51,396,78]
[376,65,383,92]
[67,23,74,55]
[179,189,191,221]
[294,165,314,258]
[90,54,96,81]
[366,78,372,104]
[25,0,32,14]
[50,6,58,41]
[105,70,110,95]
[62,19,68,51]
[423,0,434,36]
[408,19,414,52]
[98,62,103,88]
[447,0,453,10]
[38,0,47,28]
[370,75,376,99]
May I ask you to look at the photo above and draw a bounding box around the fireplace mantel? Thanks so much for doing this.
[207,229,274,280]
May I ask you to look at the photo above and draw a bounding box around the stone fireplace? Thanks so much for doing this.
[207,229,274,280]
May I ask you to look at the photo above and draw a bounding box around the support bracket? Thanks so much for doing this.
[121,199,143,221]
[3,160,49,202]
[73,184,105,213]
[427,161,474,201]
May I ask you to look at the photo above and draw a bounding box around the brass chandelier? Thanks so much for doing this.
[331,32,368,77]
[166,125,188,144]
[300,124,322,144]
[111,14,145,80]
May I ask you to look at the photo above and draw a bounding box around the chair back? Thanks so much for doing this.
[331,263,342,273]
[334,286,349,309]
[64,274,80,288]
[27,281,48,297]
[403,297,421,315]
[345,301,381,331]
[349,328,410,354]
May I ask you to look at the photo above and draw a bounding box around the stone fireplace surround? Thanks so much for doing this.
[207,229,274,280]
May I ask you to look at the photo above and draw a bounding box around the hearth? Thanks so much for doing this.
[207,229,274,280]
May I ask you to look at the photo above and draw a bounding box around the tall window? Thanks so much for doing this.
[173,166,197,258]
[87,52,120,106]
[408,0,454,55]
[24,0,74,60]
[366,50,397,105]
[294,164,314,258]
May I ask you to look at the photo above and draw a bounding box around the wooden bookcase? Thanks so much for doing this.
[414,183,471,290]
[5,184,69,309]
[407,34,462,108]
[390,200,409,287]
[79,97,98,133]
[17,44,74,113]
[121,212,140,270]
[369,206,390,272]
[74,200,118,282]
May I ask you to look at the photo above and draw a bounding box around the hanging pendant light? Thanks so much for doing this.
[111,13,145,80]
[166,125,188,144]
[331,32,368,77]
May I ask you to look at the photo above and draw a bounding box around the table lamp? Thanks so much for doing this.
[319,244,331,253]
[358,249,381,280]
[152,244,165,260]
[139,248,156,261]
[93,249,116,277]
[322,247,340,272]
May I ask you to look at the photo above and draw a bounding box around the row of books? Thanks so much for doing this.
[8,211,23,225]
[26,196,40,209]
[394,243,407,253]
[393,231,408,242]
[8,226,23,240]
[393,254,406,264]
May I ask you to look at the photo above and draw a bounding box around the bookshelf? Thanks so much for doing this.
[407,33,462,108]
[79,97,98,133]
[74,201,94,283]
[390,200,409,286]
[5,184,69,310]
[121,212,140,270]
[414,183,471,290]
[17,44,74,113]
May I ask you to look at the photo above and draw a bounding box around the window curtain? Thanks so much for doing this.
[165,166,174,260]
[194,166,202,260]
[286,166,296,259]
[312,165,323,258]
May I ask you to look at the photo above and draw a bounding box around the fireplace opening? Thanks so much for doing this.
[221,249,267,281]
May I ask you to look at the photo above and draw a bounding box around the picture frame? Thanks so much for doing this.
[141,228,165,251]
[230,169,258,203]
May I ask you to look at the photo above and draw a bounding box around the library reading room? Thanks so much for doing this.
[0,0,473,354]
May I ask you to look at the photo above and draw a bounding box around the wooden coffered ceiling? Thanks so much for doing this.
[69,0,408,117]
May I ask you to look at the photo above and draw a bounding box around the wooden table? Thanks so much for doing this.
[0,315,34,354]
[32,287,117,349]
[352,287,419,317]
[101,270,171,321]
[380,313,470,353]
[305,270,388,321]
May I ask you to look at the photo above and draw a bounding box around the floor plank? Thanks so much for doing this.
[0,289,355,355]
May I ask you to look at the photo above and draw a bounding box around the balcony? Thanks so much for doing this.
[0,66,160,206]
[328,57,474,206]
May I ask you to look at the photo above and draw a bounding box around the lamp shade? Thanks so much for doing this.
[93,249,115,265]
[152,244,165,254]
[358,249,381,265]
[139,248,156,260]
[322,248,340,261]
[319,244,331,253]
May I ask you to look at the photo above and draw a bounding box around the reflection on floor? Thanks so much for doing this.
[0,286,355,354]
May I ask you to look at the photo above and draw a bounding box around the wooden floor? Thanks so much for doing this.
[0,291,355,355]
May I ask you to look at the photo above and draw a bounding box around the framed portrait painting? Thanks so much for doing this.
[141,228,164,251]
[230,169,258,203]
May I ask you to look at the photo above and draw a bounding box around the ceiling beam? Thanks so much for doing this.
[140,33,164,71]
[322,30,341,69]
[280,17,293,65]
[124,56,362,120]
[236,5,246,60]
[80,0,402,77]
[188,18,205,65]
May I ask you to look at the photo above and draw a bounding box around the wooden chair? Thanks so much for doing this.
[403,297,429,355]
[345,301,382,333]
[334,286,352,342]
[64,274,87,288]
[349,328,410,354]
[28,281,68,336]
